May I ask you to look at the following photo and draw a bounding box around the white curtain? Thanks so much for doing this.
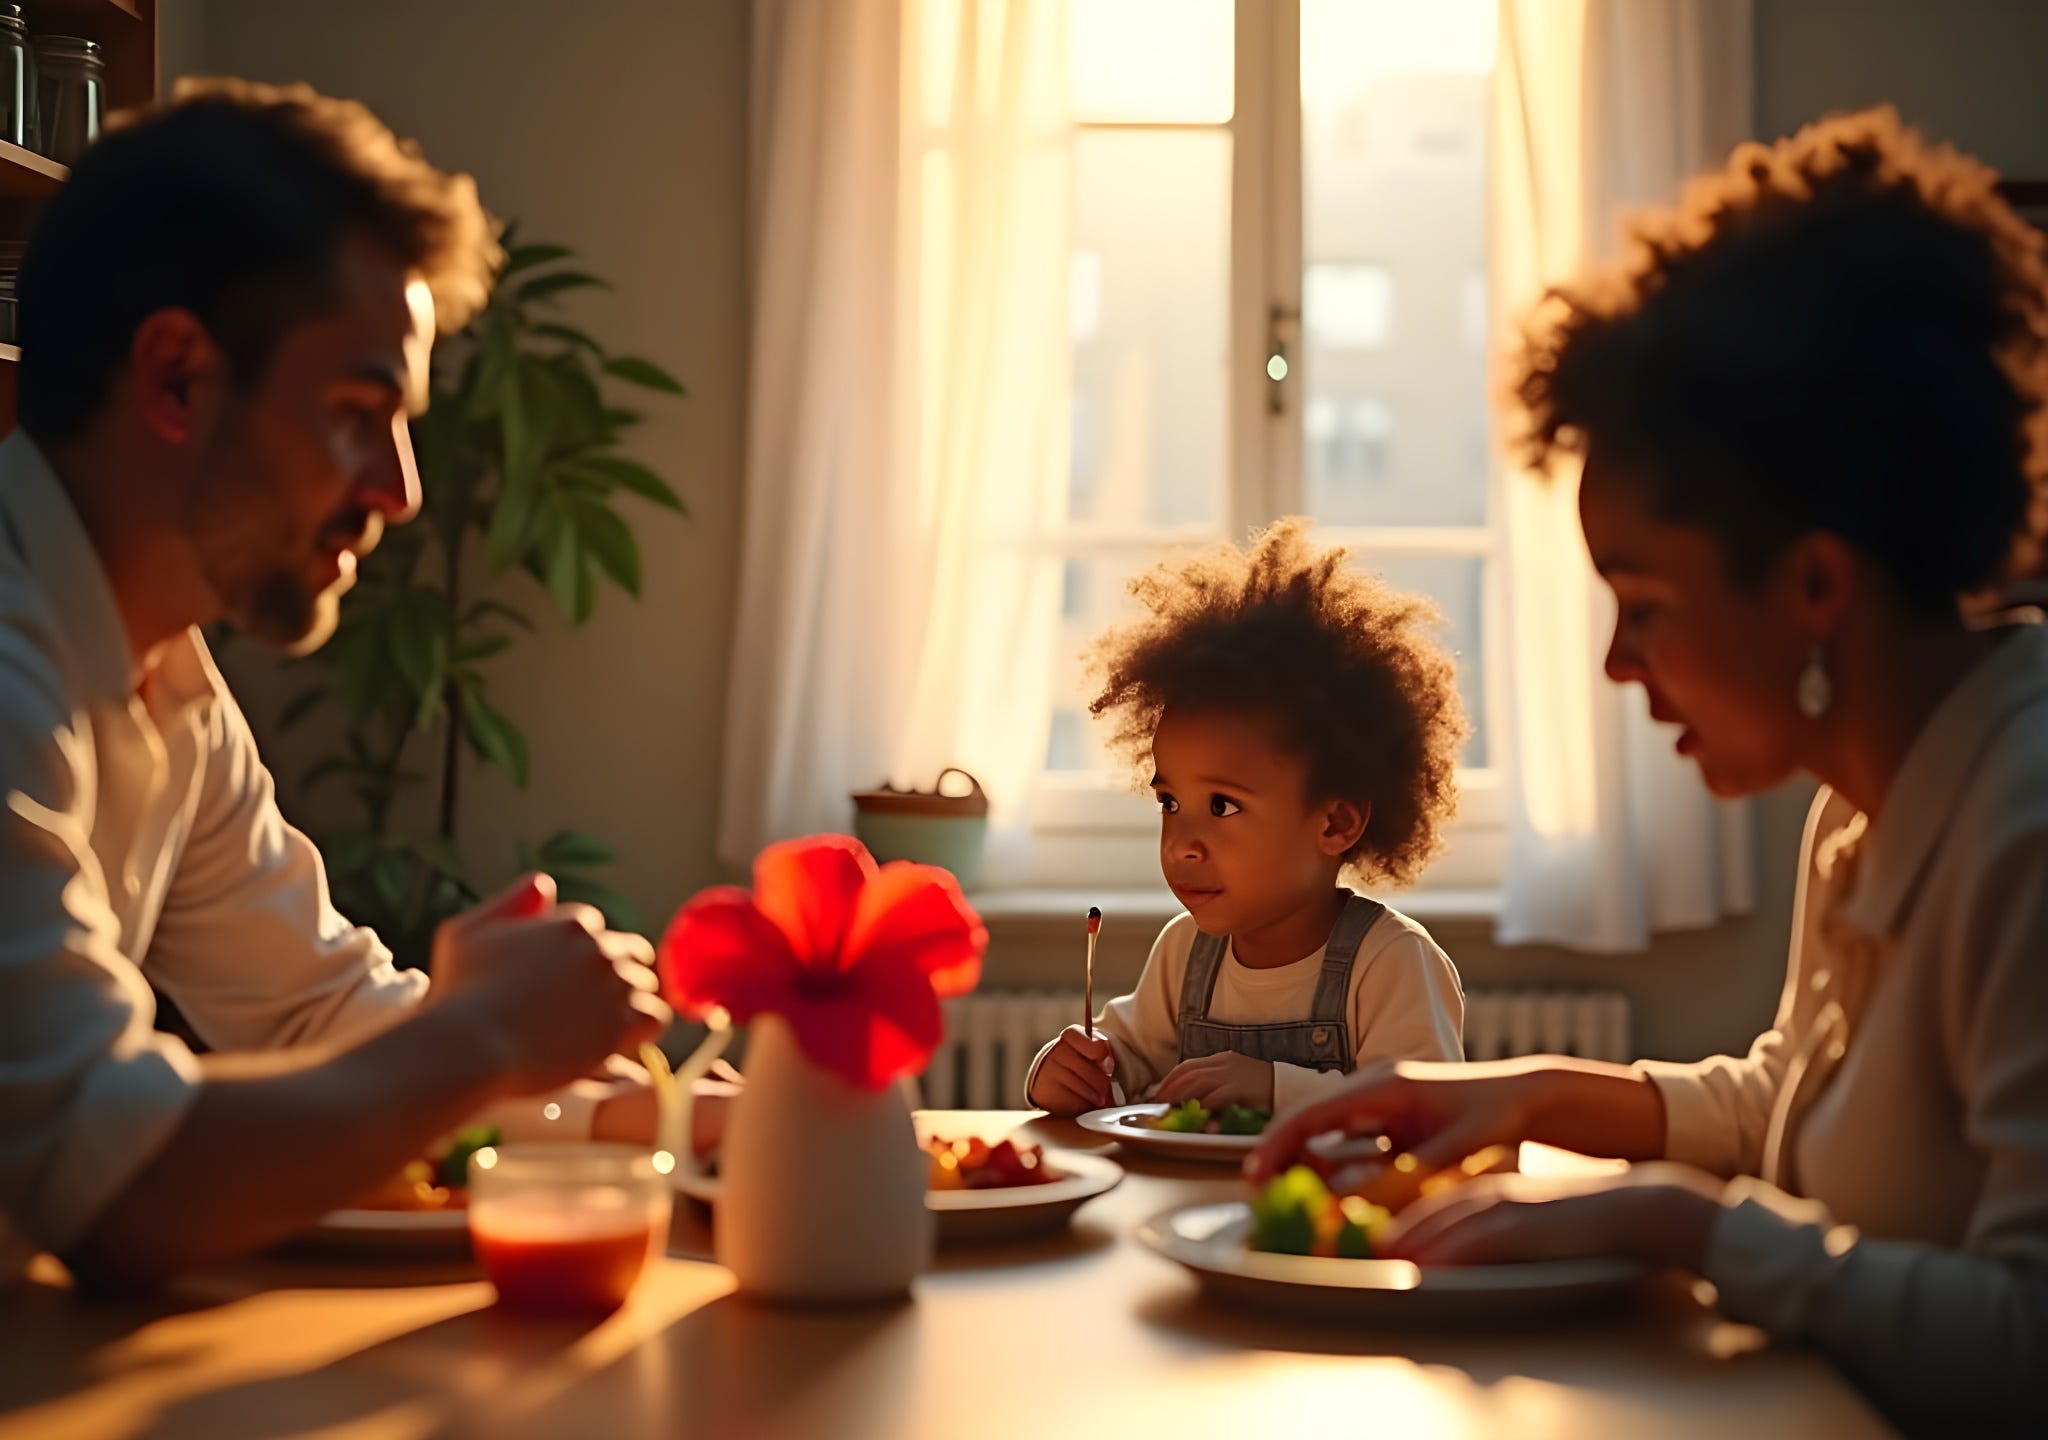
[1491,0,1757,951]
[719,0,1071,871]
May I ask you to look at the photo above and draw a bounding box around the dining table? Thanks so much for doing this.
[0,1111,1896,1440]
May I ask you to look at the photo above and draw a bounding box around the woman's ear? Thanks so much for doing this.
[1783,529,1859,641]
[1319,797,1370,856]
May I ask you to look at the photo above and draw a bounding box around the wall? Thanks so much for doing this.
[187,0,752,924]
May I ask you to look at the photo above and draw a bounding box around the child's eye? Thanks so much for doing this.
[1157,793,1179,814]
[1209,794,1242,818]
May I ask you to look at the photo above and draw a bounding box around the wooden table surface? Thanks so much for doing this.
[0,1112,1894,1440]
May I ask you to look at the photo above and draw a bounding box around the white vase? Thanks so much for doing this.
[714,1015,933,1302]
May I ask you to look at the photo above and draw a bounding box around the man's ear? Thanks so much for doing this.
[1319,797,1370,856]
[127,308,226,446]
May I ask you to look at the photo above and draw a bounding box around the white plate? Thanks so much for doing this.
[676,1150,1123,1245]
[302,1207,471,1256]
[1076,1104,1268,1162]
[1138,1201,1646,1326]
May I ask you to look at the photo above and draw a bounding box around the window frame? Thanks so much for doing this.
[1010,0,1509,897]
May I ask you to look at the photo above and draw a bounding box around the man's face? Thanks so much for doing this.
[184,231,435,654]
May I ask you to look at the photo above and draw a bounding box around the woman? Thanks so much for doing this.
[1250,107,2048,1429]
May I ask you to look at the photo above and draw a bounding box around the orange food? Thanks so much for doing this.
[1352,1143,1515,1213]
[925,1136,1061,1191]
[354,1159,467,1212]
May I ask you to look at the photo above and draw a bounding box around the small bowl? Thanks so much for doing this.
[468,1143,673,1313]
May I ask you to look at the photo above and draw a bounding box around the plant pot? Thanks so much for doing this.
[713,1015,933,1302]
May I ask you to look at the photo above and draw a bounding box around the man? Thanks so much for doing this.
[0,79,672,1286]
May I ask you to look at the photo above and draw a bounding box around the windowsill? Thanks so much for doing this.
[966,885,1502,939]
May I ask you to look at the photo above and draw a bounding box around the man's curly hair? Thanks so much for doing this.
[1086,520,1468,888]
[1513,106,2048,611]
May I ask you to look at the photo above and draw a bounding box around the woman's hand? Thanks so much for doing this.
[1246,1060,1545,1183]
[1379,1162,1727,1271]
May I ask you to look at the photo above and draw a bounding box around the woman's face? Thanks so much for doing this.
[1577,453,1815,798]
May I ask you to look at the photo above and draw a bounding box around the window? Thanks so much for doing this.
[1022,0,1503,891]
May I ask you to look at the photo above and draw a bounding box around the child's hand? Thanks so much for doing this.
[1029,1026,1116,1116]
[1155,1051,1274,1110]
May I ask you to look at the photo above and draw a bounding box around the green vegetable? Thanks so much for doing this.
[1217,1104,1271,1135]
[1155,1099,1212,1133]
[1336,1215,1373,1258]
[1250,1165,1330,1255]
[437,1125,502,1189]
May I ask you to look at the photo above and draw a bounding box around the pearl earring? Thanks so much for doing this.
[1797,643,1832,720]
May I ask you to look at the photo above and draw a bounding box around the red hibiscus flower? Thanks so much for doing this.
[656,835,986,1091]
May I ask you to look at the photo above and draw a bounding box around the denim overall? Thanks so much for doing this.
[1175,891,1385,1072]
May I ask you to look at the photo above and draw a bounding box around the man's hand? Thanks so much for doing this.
[428,873,669,1096]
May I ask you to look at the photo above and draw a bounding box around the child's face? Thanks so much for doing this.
[1149,706,1354,935]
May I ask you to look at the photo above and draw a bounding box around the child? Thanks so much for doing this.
[1026,520,1469,1118]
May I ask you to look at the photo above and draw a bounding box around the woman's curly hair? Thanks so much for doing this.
[1513,105,2048,611]
[1086,520,1469,887]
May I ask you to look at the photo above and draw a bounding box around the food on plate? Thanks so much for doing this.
[1247,1144,1517,1258]
[1144,1099,1271,1135]
[1250,1165,1390,1258]
[926,1136,1062,1190]
[1346,1142,1516,1213]
[353,1126,501,1212]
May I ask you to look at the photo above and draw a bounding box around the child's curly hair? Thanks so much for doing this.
[1086,520,1469,887]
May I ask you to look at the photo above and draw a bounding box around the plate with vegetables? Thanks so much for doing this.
[305,1126,501,1254]
[677,1135,1122,1245]
[1075,1101,1272,1161]
[1137,1151,1645,1324]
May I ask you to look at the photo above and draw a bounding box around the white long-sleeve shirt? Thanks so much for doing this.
[1638,622,2048,1429]
[0,433,601,1283]
[1032,904,1465,1113]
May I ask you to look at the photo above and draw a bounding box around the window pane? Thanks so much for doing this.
[1070,130,1230,530]
[1300,0,1494,528]
[1044,552,1159,772]
[1071,0,1233,124]
[1353,552,1488,769]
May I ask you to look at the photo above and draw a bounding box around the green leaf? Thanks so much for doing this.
[564,455,685,513]
[462,599,537,634]
[464,694,531,787]
[322,831,376,877]
[486,448,543,571]
[368,847,413,916]
[408,836,466,877]
[572,498,641,597]
[545,512,581,620]
[277,685,327,732]
[517,270,610,305]
[498,356,559,507]
[603,355,686,395]
[387,600,445,700]
[531,321,604,355]
[465,309,516,423]
[537,829,615,867]
[453,635,510,664]
[502,242,573,276]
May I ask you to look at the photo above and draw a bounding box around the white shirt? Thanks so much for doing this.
[1639,621,2048,1428]
[1033,904,1466,1113]
[0,434,595,1282]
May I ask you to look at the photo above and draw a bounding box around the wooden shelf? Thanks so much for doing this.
[0,344,20,363]
[30,0,147,28]
[0,139,65,198]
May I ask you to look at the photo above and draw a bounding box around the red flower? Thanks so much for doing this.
[657,834,986,1091]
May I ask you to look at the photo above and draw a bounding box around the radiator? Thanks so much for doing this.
[922,987,1632,1109]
